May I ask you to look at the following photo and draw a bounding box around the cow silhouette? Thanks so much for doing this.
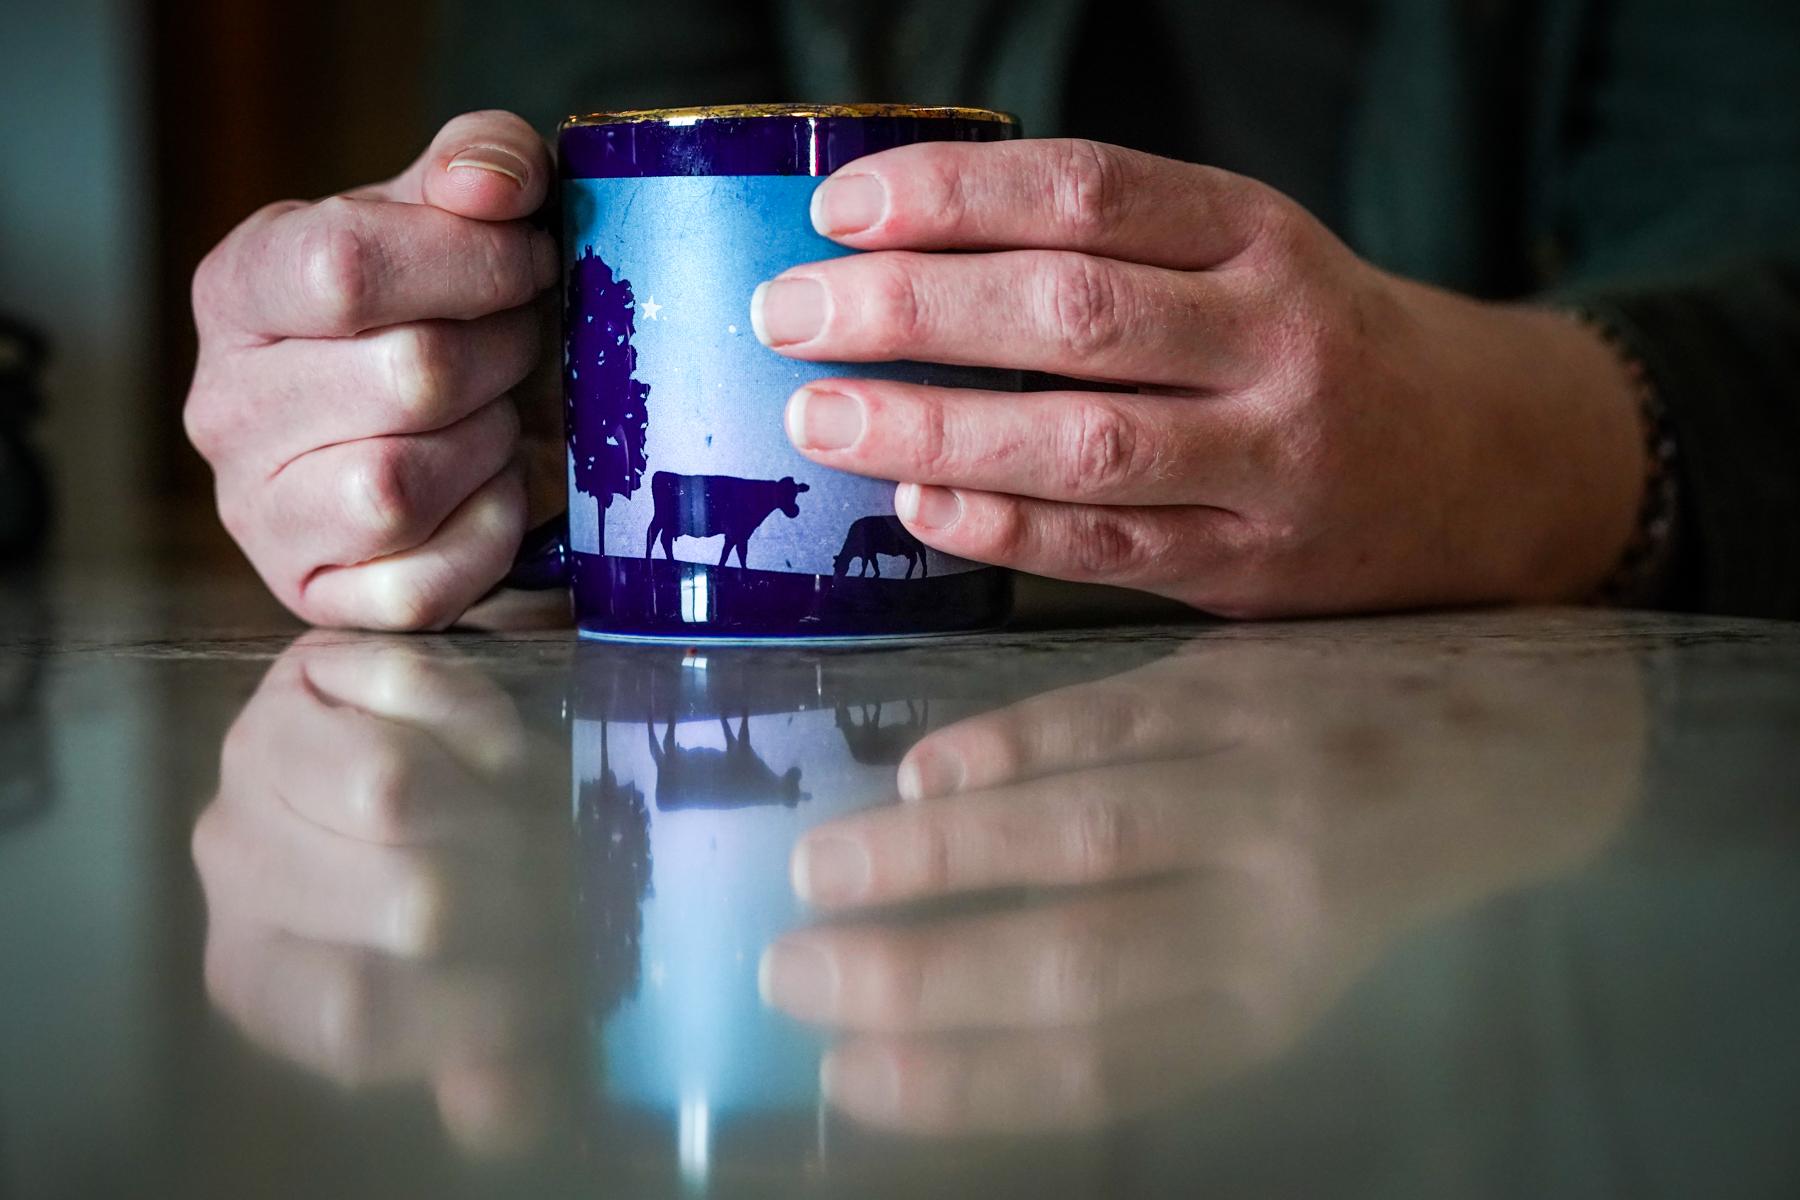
[644,471,810,568]
[833,514,929,579]
[646,715,807,809]
[835,700,931,765]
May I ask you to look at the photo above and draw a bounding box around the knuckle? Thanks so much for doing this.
[1060,400,1141,496]
[189,242,231,327]
[1066,794,1139,882]
[911,814,955,893]
[299,198,373,332]
[864,944,930,1029]
[1069,510,1149,578]
[471,223,536,313]
[1245,191,1316,267]
[975,498,1033,564]
[904,145,967,235]
[1043,254,1125,359]
[381,323,458,424]
[362,567,454,633]
[315,959,382,1085]
[1043,923,1119,1021]
[182,381,227,463]
[906,396,954,477]
[350,743,415,840]
[188,804,230,882]
[341,441,419,548]
[1050,140,1127,241]
[863,256,930,357]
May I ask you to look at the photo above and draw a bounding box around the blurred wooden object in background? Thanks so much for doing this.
[148,0,436,567]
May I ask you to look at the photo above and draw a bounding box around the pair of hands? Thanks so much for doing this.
[186,112,1647,630]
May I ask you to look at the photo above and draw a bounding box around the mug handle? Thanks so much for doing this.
[502,513,572,590]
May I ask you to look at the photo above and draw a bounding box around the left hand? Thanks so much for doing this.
[754,139,1647,617]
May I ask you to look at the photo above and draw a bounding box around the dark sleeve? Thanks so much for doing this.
[1547,0,1800,618]
[430,0,788,135]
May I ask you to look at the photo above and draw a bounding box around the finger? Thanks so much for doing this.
[898,655,1255,800]
[376,110,553,222]
[751,249,1250,388]
[288,636,528,778]
[237,398,521,576]
[299,466,526,631]
[189,305,541,476]
[762,874,1309,1032]
[811,138,1276,270]
[893,484,1244,594]
[434,1058,560,1158]
[199,196,557,340]
[202,924,557,1088]
[819,1000,1262,1136]
[784,380,1263,506]
[217,651,523,845]
[789,759,1310,910]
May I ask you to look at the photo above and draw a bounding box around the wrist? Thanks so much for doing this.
[1483,304,1653,603]
[1556,308,1681,607]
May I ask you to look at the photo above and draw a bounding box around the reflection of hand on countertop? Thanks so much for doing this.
[190,632,572,1155]
[760,634,1645,1135]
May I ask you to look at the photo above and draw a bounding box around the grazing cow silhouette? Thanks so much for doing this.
[833,515,929,579]
[646,715,807,809]
[835,700,931,765]
[645,471,810,568]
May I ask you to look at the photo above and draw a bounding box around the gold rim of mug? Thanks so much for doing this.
[560,103,1020,130]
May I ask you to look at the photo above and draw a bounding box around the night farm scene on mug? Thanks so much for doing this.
[3,2,1800,1198]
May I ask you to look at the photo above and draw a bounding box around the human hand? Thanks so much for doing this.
[191,634,574,1154]
[184,112,561,630]
[758,631,1643,1133]
[759,140,1648,617]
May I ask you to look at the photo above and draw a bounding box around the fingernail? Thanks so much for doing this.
[787,388,865,451]
[821,1046,900,1115]
[751,277,827,347]
[792,834,871,905]
[897,745,965,801]
[811,173,888,235]
[895,483,962,531]
[759,939,839,1017]
[445,145,530,187]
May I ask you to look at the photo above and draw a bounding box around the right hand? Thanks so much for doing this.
[184,111,559,629]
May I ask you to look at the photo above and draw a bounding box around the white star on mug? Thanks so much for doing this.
[639,296,663,321]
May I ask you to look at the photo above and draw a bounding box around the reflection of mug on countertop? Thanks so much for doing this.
[510,105,1023,642]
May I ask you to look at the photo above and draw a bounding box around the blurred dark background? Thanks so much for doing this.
[1,1,440,575]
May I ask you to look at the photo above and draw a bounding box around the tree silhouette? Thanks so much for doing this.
[565,246,651,552]
[578,726,652,1017]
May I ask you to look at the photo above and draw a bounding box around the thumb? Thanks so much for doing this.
[394,109,552,221]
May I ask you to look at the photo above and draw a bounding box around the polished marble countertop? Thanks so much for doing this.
[3,568,1799,1198]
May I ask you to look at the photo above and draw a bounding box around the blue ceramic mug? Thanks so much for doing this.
[510,104,1021,642]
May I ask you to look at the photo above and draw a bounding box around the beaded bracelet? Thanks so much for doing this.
[1563,308,1681,607]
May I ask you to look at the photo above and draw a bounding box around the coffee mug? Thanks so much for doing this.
[509,104,1021,642]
